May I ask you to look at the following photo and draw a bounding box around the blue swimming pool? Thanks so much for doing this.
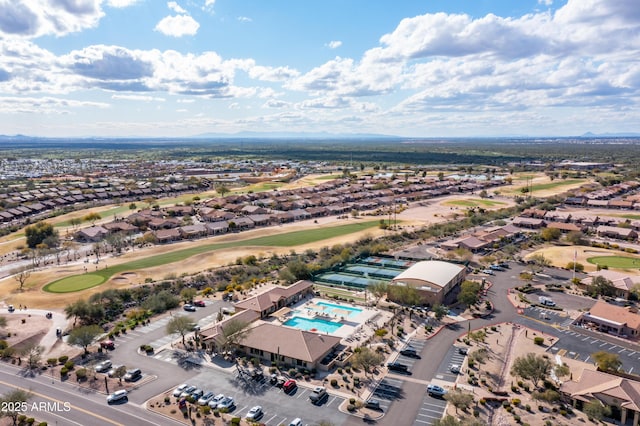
[283,316,343,333]
[315,301,362,317]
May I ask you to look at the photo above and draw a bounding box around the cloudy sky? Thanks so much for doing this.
[0,0,638,138]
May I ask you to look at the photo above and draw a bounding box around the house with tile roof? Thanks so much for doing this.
[560,369,640,426]
[574,300,640,339]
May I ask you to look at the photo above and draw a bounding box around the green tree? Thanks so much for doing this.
[457,280,482,307]
[444,390,474,413]
[540,227,561,241]
[565,262,584,272]
[592,351,622,372]
[180,288,197,303]
[368,281,388,304]
[83,212,102,225]
[388,285,421,306]
[583,399,611,421]
[0,389,32,425]
[587,276,616,298]
[215,319,251,358]
[166,315,196,347]
[351,347,384,377]
[510,353,552,388]
[433,416,462,426]
[216,184,230,197]
[433,304,448,321]
[67,324,103,354]
[566,231,586,245]
[24,221,58,249]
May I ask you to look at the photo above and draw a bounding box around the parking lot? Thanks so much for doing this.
[176,368,348,426]
[432,345,467,383]
[415,391,448,425]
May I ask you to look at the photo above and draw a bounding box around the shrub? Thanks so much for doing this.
[0,340,7,350]
[505,406,513,413]
[479,399,486,405]
[473,409,479,417]
[560,409,567,416]
[513,414,521,423]
[533,337,544,345]
[47,358,57,366]
[230,417,241,425]
[164,396,170,404]
[75,368,87,380]
[60,367,69,376]
[349,398,356,404]
[38,423,48,426]
[330,379,338,387]
[512,398,521,406]
[517,380,523,387]
[347,404,356,412]
[525,404,531,412]
[58,355,68,364]
[64,360,75,370]
[502,400,510,408]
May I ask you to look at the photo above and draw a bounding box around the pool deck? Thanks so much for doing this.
[277,297,386,341]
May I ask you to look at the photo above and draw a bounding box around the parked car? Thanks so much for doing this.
[283,379,297,393]
[450,364,461,374]
[193,300,206,307]
[190,389,204,400]
[288,419,303,426]
[180,385,197,398]
[269,373,278,385]
[364,399,381,410]
[457,347,468,355]
[173,384,190,397]
[100,340,115,350]
[106,389,128,404]
[427,384,447,397]
[309,386,327,404]
[7,305,14,313]
[107,365,124,378]
[95,360,112,373]
[183,304,196,312]
[217,397,235,410]
[197,391,215,405]
[246,405,263,421]
[489,265,505,271]
[123,368,142,382]
[481,269,495,275]
[400,347,420,358]
[208,394,225,409]
[387,362,409,372]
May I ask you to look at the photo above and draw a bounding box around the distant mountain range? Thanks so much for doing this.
[580,132,640,137]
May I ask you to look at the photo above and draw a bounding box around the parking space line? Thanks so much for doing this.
[264,414,278,424]
[582,336,590,341]
[629,352,636,357]
[619,348,627,353]
[608,345,618,350]
[600,342,608,347]
[584,356,590,363]
[327,396,338,407]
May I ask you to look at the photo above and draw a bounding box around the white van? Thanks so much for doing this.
[538,296,556,307]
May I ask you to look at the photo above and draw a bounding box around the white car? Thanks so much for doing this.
[208,393,225,409]
[246,405,263,420]
[173,384,189,397]
[106,389,128,404]
[197,391,215,405]
[217,396,235,410]
[288,419,303,426]
[450,364,461,374]
[95,360,112,373]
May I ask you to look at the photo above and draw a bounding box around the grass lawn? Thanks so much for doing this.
[314,284,365,302]
[44,220,381,293]
[443,199,506,208]
[586,256,640,269]
[529,179,585,192]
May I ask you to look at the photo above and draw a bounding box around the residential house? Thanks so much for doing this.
[574,300,640,339]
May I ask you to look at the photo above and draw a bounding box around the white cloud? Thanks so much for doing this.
[263,99,289,109]
[248,65,300,82]
[107,0,141,7]
[155,14,200,37]
[538,0,553,5]
[327,40,342,49]
[237,16,252,23]
[111,94,166,102]
[167,1,186,14]
[0,0,104,38]
[0,96,109,114]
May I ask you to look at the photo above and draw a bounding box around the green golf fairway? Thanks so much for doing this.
[43,220,380,293]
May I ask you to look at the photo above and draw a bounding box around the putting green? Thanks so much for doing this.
[586,256,640,269]
[43,274,105,293]
[43,220,381,293]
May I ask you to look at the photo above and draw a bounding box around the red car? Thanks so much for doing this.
[283,379,297,393]
[100,340,115,350]
[193,300,206,307]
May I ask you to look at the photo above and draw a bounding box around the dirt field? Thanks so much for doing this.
[526,245,640,275]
